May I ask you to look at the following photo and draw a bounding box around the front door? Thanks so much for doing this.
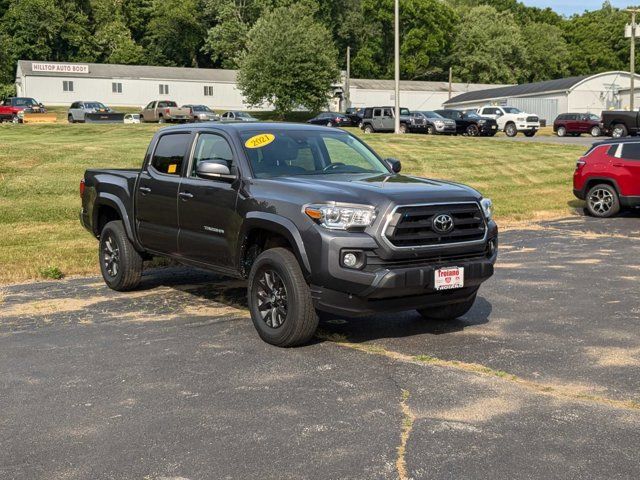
[381,107,394,131]
[178,132,240,267]
[136,131,194,255]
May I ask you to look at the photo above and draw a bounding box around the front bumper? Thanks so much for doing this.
[306,224,498,316]
[479,123,498,135]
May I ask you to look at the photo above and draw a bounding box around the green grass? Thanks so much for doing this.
[0,123,585,283]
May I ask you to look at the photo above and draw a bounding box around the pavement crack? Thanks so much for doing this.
[317,331,640,412]
[396,389,416,480]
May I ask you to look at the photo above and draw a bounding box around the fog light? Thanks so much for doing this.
[343,253,358,268]
[488,238,497,257]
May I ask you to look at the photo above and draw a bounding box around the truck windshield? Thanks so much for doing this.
[241,130,389,178]
[86,103,107,109]
[14,98,38,107]
[502,107,522,114]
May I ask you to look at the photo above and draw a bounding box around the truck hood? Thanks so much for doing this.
[259,173,482,206]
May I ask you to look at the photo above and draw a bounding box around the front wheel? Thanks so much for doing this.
[326,121,333,127]
[363,124,374,134]
[465,124,479,136]
[557,126,566,137]
[99,220,143,291]
[11,114,20,124]
[68,115,75,124]
[426,125,435,135]
[590,126,601,137]
[417,294,477,321]
[248,248,318,347]
[399,123,407,134]
[586,184,620,218]
[505,123,517,137]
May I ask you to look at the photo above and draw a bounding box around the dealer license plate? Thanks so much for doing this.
[434,267,464,290]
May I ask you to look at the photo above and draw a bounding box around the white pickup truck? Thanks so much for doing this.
[476,106,540,137]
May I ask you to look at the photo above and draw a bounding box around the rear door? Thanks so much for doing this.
[135,131,194,254]
[614,142,640,196]
[177,131,240,267]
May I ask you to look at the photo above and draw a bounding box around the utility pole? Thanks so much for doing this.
[345,46,351,112]
[448,66,453,100]
[627,9,640,110]
[394,0,401,134]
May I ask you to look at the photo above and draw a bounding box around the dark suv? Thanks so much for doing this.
[80,123,498,347]
[554,113,601,137]
[434,109,498,136]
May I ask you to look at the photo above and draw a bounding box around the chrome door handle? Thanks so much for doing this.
[179,192,194,199]
[139,186,151,194]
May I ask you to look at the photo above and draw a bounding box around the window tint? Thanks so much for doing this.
[607,144,619,157]
[621,143,640,160]
[150,133,191,175]
[373,108,382,117]
[383,108,393,117]
[191,133,235,177]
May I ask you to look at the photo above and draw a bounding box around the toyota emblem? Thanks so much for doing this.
[432,214,454,234]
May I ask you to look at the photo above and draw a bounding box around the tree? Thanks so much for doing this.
[352,0,457,80]
[450,5,528,84]
[523,22,569,82]
[237,3,339,115]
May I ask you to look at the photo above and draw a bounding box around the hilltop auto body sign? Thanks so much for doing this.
[32,63,89,74]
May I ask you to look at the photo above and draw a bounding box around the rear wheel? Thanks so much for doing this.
[524,130,536,137]
[248,248,318,347]
[417,294,477,321]
[505,123,517,137]
[158,116,166,124]
[557,126,566,137]
[99,220,143,291]
[586,184,620,218]
[611,124,627,138]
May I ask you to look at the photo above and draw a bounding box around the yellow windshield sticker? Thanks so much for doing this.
[168,164,177,174]
[245,133,275,149]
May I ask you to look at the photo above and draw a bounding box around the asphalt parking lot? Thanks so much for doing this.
[1,215,639,480]
[490,133,597,146]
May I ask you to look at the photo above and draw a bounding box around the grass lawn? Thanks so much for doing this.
[0,123,585,283]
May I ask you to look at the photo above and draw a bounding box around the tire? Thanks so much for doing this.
[611,124,627,138]
[363,124,374,134]
[590,126,601,137]
[586,184,620,218]
[417,294,477,321]
[505,122,517,137]
[399,123,407,134]
[426,125,435,135]
[557,126,566,137]
[524,130,536,137]
[248,248,318,347]
[68,114,75,124]
[99,220,143,291]
[465,124,479,136]
[11,114,20,124]
[326,121,333,127]
[158,116,166,124]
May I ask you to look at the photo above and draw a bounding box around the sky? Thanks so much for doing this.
[522,1,634,16]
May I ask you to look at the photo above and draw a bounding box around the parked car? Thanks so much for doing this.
[345,107,365,127]
[124,113,141,124]
[307,112,352,127]
[0,97,45,123]
[183,104,219,122]
[360,106,411,133]
[554,113,601,137]
[434,109,498,136]
[409,111,457,135]
[600,110,640,138]
[80,123,497,347]
[141,100,191,123]
[68,101,124,123]
[476,106,540,137]
[573,138,640,217]
[220,111,259,122]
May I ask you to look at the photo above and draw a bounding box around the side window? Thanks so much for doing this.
[383,108,393,117]
[145,102,154,110]
[373,108,382,117]
[621,143,640,160]
[191,133,236,177]
[150,133,191,175]
[607,144,619,157]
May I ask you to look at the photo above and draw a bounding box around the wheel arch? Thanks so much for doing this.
[93,193,135,241]
[584,177,621,196]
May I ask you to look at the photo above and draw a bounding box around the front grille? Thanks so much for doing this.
[384,203,486,248]
[363,249,488,272]
[526,116,539,123]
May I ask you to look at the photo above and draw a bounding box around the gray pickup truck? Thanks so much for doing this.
[140,100,192,123]
[80,123,498,347]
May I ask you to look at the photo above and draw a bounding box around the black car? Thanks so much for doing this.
[434,109,499,136]
[307,112,352,127]
[80,123,497,347]
[408,111,457,135]
[345,107,365,127]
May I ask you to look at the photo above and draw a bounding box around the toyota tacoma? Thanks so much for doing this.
[80,123,498,347]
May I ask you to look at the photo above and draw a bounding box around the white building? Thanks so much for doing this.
[444,71,640,122]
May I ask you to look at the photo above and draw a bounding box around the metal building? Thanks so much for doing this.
[444,71,640,122]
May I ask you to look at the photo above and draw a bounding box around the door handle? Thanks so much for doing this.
[613,163,624,167]
[139,186,151,194]
[179,191,194,200]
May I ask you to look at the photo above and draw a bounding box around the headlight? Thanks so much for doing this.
[517,117,525,122]
[434,120,444,127]
[478,119,486,124]
[481,198,493,219]
[199,113,208,119]
[304,203,377,230]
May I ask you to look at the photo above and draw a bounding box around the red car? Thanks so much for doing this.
[573,139,640,217]
[554,113,601,137]
[0,97,45,123]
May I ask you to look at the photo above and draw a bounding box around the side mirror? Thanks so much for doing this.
[196,160,233,180]
[385,158,402,173]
